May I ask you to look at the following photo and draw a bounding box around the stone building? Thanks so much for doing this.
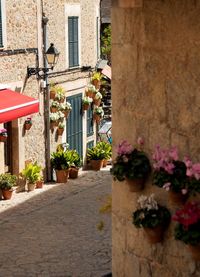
[0,0,100,179]
[112,0,200,276]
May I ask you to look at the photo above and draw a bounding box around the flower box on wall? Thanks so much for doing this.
[118,0,143,8]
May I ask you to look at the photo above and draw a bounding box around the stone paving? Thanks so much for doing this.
[0,167,112,277]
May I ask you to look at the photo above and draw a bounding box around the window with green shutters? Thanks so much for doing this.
[68,16,79,68]
[87,106,94,137]
[0,0,3,48]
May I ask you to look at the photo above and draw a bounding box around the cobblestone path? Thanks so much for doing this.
[0,168,111,277]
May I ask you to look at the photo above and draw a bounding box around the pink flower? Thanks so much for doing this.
[169,146,178,161]
[192,163,200,180]
[163,182,171,191]
[181,189,188,195]
[116,140,133,156]
[164,162,175,174]
[137,137,144,146]
[186,168,193,177]
[184,156,193,168]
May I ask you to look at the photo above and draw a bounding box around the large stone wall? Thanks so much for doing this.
[112,0,200,276]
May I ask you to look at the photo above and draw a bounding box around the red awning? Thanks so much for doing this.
[0,89,39,123]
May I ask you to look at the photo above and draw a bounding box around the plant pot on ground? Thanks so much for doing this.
[51,149,70,183]
[133,194,171,244]
[21,162,42,192]
[87,146,105,171]
[67,150,82,179]
[0,173,17,200]
[95,141,112,168]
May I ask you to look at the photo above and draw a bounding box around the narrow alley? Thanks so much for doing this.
[0,168,111,277]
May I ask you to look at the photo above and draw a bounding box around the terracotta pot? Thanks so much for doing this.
[103,159,108,167]
[24,123,32,130]
[93,99,101,106]
[92,79,101,90]
[93,114,101,124]
[2,189,13,200]
[36,180,44,189]
[50,121,58,129]
[90,160,103,171]
[50,91,56,100]
[69,167,79,179]
[50,107,58,113]
[62,110,70,118]
[144,225,165,244]
[168,190,188,206]
[56,98,65,103]
[188,245,200,261]
[55,169,69,183]
[126,178,145,192]
[57,128,64,136]
[27,183,36,192]
[83,103,90,111]
[86,90,94,98]
[0,135,7,142]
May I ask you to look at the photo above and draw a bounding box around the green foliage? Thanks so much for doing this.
[96,141,112,160]
[51,150,70,170]
[21,162,42,184]
[110,149,151,182]
[153,161,187,193]
[66,150,82,168]
[174,221,200,246]
[133,205,171,229]
[101,25,111,62]
[0,173,17,190]
[87,146,106,161]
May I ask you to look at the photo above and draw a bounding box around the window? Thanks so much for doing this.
[68,16,79,68]
[87,106,94,137]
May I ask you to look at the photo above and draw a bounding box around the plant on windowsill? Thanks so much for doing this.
[21,162,42,191]
[91,71,102,89]
[0,173,17,200]
[24,117,33,130]
[50,100,60,113]
[93,107,104,124]
[172,201,200,261]
[93,91,102,106]
[85,84,98,99]
[110,138,151,192]
[152,145,189,205]
[51,149,70,183]
[57,122,65,136]
[54,86,66,103]
[82,96,93,111]
[0,128,8,142]
[59,102,72,117]
[132,194,171,243]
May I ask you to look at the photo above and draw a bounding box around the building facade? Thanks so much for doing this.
[0,0,100,179]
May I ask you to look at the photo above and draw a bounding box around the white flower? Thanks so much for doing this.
[94,92,102,100]
[50,112,60,122]
[137,194,158,210]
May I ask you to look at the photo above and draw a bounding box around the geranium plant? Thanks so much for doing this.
[172,202,200,246]
[0,128,8,137]
[184,157,200,195]
[152,145,188,194]
[133,194,171,228]
[110,139,151,182]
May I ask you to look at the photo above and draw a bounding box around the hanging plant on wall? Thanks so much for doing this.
[132,194,171,243]
[110,138,151,192]
[24,117,33,130]
[0,128,8,142]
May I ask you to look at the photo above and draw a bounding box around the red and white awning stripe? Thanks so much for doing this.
[0,89,39,123]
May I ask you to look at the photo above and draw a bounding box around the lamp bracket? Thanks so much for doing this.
[27,66,52,79]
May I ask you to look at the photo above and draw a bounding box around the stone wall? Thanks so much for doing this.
[112,0,200,276]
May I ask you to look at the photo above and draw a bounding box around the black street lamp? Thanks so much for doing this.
[27,43,60,78]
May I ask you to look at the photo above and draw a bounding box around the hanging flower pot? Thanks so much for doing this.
[83,103,90,111]
[168,190,188,206]
[144,225,165,244]
[126,178,145,192]
[50,90,56,100]
[0,128,8,142]
[93,113,101,124]
[57,128,64,136]
[93,99,101,106]
[24,117,32,130]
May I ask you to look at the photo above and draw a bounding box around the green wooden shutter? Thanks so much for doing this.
[68,16,79,67]
[0,0,3,48]
[87,106,94,137]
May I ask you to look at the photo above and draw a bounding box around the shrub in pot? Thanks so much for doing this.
[96,141,112,167]
[68,150,82,179]
[21,162,42,191]
[51,150,70,183]
[87,146,105,171]
[0,173,17,200]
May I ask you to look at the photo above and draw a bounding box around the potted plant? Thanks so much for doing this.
[82,96,93,111]
[49,82,57,100]
[68,150,82,179]
[85,84,97,99]
[55,86,66,103]
[57,122,65,136]
[152,145,188,204]
[93,91,102,106]
[21,162,42,191]
[91,71,102,89]
[110,140,151,192]
[93,107,104,124]
[59,102,72,117]
[172,201,200,260]
[87,145,105,171]
[24,117,33,130]
[96,141,112,167]
[183,157,200,196]
[36,175,44,189]
[0,128,8,142]
[50,112,60,128]
[0,173,17,200]
[50,100,60,113]
[133,194,171,243]
[51,150,70,183]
